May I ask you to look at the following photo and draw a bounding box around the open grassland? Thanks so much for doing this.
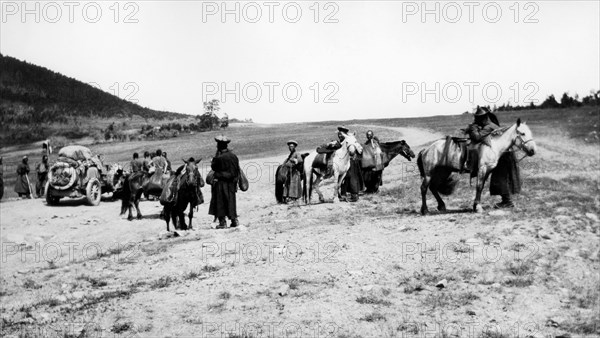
[0,107,598,337]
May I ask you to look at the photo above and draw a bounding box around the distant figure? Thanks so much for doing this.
[142,151,152,173]
[130,152,143,173]
[163,152,172,174]
[0,157,4,200]
[282,140,303,203]
[42,140,52,157]
[209,135,241,229]
[152,149,168,174]
[14,156,31,198]
[35,155,49,198]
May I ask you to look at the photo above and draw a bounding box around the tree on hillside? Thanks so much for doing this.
[220,113,229,128]
[197,99,225,130]
[540,94,560,109]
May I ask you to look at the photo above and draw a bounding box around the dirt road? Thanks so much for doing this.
[1,126,598,338]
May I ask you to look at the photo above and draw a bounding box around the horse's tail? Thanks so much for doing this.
[417,150,425,178]
[275,165,284,204]
[306,167,314,204]
[120,174,131,215]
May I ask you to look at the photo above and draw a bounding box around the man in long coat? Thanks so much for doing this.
[282,140,303,203]
[339,127,364,202]
[209,135,241,228]
[466,107,521,208]
[14,156,31,198]
[35,155,49,198]
[362,130,384,193]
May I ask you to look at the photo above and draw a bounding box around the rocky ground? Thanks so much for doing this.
[1,126,598,338]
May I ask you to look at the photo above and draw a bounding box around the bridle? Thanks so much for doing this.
[512,132,535,163]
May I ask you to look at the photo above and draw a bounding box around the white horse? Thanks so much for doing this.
[417,118,536,214]
[303,132,363,203]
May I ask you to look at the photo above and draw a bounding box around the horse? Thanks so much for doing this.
[302,132,363,204]
[161,158,204,232]
[120,167,170,221]
[362,140,416,193]
[417,118,536,214]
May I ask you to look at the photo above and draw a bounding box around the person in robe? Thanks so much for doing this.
[282,140,303,204]
[209,135,241,229]
[14,156,31,198]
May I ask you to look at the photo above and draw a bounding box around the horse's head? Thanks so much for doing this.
[398,140,416,161]
[182,157,202,186]
[342,132,363,156]
[514,118,536,156]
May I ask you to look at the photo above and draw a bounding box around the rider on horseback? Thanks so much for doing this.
[462,106,521,208]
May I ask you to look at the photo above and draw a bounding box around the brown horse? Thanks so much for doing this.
[161,158,204,232]
[120,167,169,221]
[362,140,416,193]
[417,119,536,215]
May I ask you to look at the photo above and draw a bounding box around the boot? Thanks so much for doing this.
[230,218,239,228]
[494,194,514,209]
[216,217,227,229]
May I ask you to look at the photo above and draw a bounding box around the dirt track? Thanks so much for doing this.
[1,126,598,338]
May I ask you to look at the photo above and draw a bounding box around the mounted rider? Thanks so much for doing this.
[314,126,347,178]
[463,106,521,208]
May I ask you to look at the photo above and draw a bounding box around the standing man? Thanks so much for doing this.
[465,106,521,208]
[142,151,152,173]
[282,140,303,204]
[152,149,168,174]
[130,152,143,173]
[162,152,172,174]
[362,130,384,193]
[340,129,364,202]
[209,135,241,229]
[35,155,49,198]
[14,156,31,198]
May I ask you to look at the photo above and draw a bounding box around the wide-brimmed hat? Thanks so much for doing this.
[214,135,231,143]
[474,106,490,116]
[337,126,349,133]
[287,140,298,146]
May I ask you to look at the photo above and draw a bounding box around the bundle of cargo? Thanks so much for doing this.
[46,145,105,206]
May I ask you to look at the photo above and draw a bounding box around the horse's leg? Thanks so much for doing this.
[430,186,446,212]
[474,168,491,213]
[164,205,171,232]
[127,191,135,221]
[420,176,431,215]
[135,190,143,219]
[314,174,325,203]
[188,204,194,230]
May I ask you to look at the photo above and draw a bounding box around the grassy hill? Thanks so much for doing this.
[0,54,190,146]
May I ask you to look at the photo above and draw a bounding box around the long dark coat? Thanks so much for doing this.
[490,151,521,195]
[341,156,364,196]
[283,151,303,199]
[14,163,30,195]
[209,149,240,219]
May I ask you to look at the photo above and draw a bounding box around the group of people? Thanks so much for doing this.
[279,126,389,204]
[13,150,51,199]
[128,138,242,229]
[279,108,522,209]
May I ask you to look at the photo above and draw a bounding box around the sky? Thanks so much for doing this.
[1,0,599,123]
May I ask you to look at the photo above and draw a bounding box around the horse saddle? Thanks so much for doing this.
[316,142,341,154]
[312,154,329,170]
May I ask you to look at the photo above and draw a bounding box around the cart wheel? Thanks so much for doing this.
[45,182,60,205]
[86,178,101,206]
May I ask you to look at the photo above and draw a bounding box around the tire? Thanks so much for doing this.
[86,178,101,206]
[45,182,60,205]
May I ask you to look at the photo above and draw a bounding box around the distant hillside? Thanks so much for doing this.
[0,54,189,146]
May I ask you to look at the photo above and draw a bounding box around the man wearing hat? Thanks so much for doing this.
[464,106,521,208]
[14,156,31,198]
[209,135,241,228]
[282,140,303,203]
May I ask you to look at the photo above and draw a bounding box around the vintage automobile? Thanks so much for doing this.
[45,145,121,206]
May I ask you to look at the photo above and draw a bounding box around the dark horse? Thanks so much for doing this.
[161,158,204,232]
[362,140,416,193]
[120,168,169,221]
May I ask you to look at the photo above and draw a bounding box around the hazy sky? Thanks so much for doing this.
[1,1,598,123]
